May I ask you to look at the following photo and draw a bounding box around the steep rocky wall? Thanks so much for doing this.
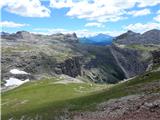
[1,52,82,81]
[152,50,160,65]
[109,45,150,78]
[55,57,82,77]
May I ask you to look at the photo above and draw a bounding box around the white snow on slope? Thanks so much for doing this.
[10,69,29,74]
[5,77,29,86]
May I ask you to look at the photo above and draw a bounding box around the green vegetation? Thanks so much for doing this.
[2,71,160,120]
[125,44,160,51]
[1,78,110,120]
[1,44,34,53]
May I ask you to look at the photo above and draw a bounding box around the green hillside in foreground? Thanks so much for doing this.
[2,71,160,120]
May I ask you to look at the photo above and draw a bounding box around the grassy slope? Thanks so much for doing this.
[1,78,110,120]
[2,71,160,120]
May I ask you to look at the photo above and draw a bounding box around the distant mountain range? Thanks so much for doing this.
[79,33,113,45]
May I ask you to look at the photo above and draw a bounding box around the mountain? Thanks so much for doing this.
[1,31,151,86]
[1,30,160,120]
[114,29,160,45]
[80,33,113,45]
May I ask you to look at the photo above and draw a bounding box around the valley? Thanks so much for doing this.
[1,0,160,119]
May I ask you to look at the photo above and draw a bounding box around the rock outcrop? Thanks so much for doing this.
[152,50,160,65]
[55,57,82,77]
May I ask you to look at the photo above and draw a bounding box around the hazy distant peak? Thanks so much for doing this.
[0,31,10,36]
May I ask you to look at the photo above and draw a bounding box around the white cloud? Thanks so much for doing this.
[124,22,160,33]
[154,10,160,22]
[128,9,151,17]
[137,0,160,7]
[33,28,96,37]
[65,0,130,23]
[50,0,160,23]
[1,0,50,17]
[157,10,160,14]
[50,0,74,8]
[85,22,104,27]
[0,21,29,28]
[154,15,160,22]
[33,27,124,37]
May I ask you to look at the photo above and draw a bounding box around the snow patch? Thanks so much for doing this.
[10,69,29,75]
[5,77,29,86]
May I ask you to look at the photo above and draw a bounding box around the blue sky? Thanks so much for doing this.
[1,0,160,37]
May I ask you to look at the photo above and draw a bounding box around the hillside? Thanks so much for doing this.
[1,0,160,119]
[1,30,160,120]
[2,63,160,120]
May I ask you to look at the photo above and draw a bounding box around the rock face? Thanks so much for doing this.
[55,57,82,77]
[152,50,160,65]
[64,33,79,43]
[114,29,160,45]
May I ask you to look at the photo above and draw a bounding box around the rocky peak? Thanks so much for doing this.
[72,32,77,38]
[127,30,135,34]
[64,33,79,43]
[115,30,139,40]
[14,31,34,39]
[16,30,29,34]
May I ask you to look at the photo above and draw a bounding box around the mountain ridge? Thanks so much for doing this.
[114,29,160,45]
